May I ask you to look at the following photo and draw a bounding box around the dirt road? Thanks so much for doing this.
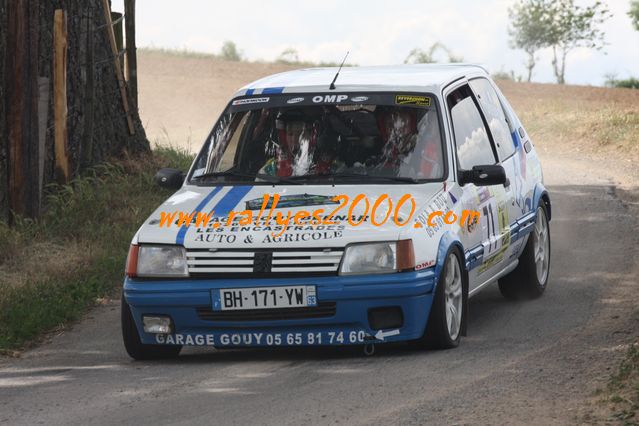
[1,53,638,425]
[1,152,637,424]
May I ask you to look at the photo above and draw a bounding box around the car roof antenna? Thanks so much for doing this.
[329,51,350,90]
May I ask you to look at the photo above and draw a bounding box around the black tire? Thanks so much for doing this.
[498,202,551,300]
[121,296,182,360]
[414,249,466,349]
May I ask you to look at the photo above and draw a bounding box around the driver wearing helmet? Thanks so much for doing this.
[372,107,418,172]
[259,110,309,177]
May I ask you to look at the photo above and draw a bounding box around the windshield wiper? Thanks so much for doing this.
[288,172,421,183]
[192,170,303,185]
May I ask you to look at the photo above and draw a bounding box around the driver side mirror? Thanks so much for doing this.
[154,168,185,190]
[458,164,507,187]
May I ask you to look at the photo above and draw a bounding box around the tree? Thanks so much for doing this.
[630,0,639,30]
[220,41,242,61]
[404,42,462,64]
[545,0,611,84]
[508,0,552,82]
[277,48,299,64]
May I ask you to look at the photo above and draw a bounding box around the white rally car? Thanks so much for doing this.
[122,64,551,359]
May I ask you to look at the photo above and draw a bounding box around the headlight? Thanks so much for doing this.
[127,245,188,278]
[339,240,414,275]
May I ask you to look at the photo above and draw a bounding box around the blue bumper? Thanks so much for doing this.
[123,270,436,348]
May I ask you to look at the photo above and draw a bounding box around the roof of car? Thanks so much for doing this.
[234,64,488,97]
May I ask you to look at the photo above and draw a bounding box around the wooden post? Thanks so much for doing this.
[124,0,138,108]
[101,0,135,135]
[53,9,70,183]
[6,0,40,218]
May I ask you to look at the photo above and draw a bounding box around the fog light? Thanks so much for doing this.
[143,315,172,334]
[368,307,404,330]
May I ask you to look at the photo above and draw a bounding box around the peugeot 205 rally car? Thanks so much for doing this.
[122,64,551,359]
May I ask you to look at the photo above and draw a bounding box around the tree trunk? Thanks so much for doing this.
[552,45,567,85]
[526,50,535,82]
[559,49,567,85]
[5,0,41,219]
[0,0,150,224]
[124,0,137,108]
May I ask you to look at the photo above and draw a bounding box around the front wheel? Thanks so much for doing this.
[415,250,465,349]
[498,203,551,300]
[121,296,182,360]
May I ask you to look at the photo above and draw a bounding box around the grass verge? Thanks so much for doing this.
[0,146,194,354]
[604,342,639,424]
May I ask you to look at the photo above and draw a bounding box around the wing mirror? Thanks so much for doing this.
[458,165,507,187]
[154,168,184,190]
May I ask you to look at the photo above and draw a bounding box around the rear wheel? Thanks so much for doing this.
[415,250,465,349]
[498,203,551,300]
[121,296,182,360]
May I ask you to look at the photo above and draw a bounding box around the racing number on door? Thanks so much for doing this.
[483,203,497,253]
[481,198,501,256]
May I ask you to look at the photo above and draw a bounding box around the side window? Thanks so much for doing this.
[469,78,515,160]
[448,86,496,170]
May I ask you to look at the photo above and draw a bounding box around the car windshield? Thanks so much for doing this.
[189,93,445,184]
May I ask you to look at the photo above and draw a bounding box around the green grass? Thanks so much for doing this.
[605,342,639,424]
[0,148,194,352]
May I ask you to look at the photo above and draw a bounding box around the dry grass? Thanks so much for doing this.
[137,51,639,184]
[496,80,639,184]
[0,241,93,290]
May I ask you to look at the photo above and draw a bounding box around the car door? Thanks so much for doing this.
[469,78,524,263]
[445,83,510,292]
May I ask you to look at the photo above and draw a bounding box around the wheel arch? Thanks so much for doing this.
[533,183,551,221]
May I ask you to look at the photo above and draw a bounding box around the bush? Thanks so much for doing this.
[605,76,639,89]
[220,41,242,61]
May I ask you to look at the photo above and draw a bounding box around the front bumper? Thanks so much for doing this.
[123,269,437,347]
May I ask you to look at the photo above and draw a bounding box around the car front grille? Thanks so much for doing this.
[196,302,337,322]
[186,248,343,277]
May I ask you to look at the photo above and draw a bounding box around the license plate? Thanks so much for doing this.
[215,286,317,311]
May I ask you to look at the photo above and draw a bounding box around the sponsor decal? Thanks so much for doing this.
[154,330,372,346]
[312,94,349,103]
[415,259,436,270]
[245,194,339,210]
[395,95,431,107]
[232,97,270,106]
[286,97,304,104]
[467,214,479,233]
[350,96,369,102]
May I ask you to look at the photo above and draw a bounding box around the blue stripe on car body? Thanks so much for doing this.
[175,186,223,245]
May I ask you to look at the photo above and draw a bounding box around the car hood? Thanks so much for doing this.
[136,183,444,249]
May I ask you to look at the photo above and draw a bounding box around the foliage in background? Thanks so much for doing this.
[0,147,194,352]
[220,40,243,61]
[605,74,639,89]
[546,0,611,84]
[274,47,354,67]
[508,0,611,84]
[276,48,300,64]
[630,0,639,30]
[404,42,463,64]
[509,0,553,82]
[492,70,521,81]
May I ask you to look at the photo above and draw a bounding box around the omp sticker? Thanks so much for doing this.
[415,259,436,270]
[395,95,431,106]
[232,97,270,105]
